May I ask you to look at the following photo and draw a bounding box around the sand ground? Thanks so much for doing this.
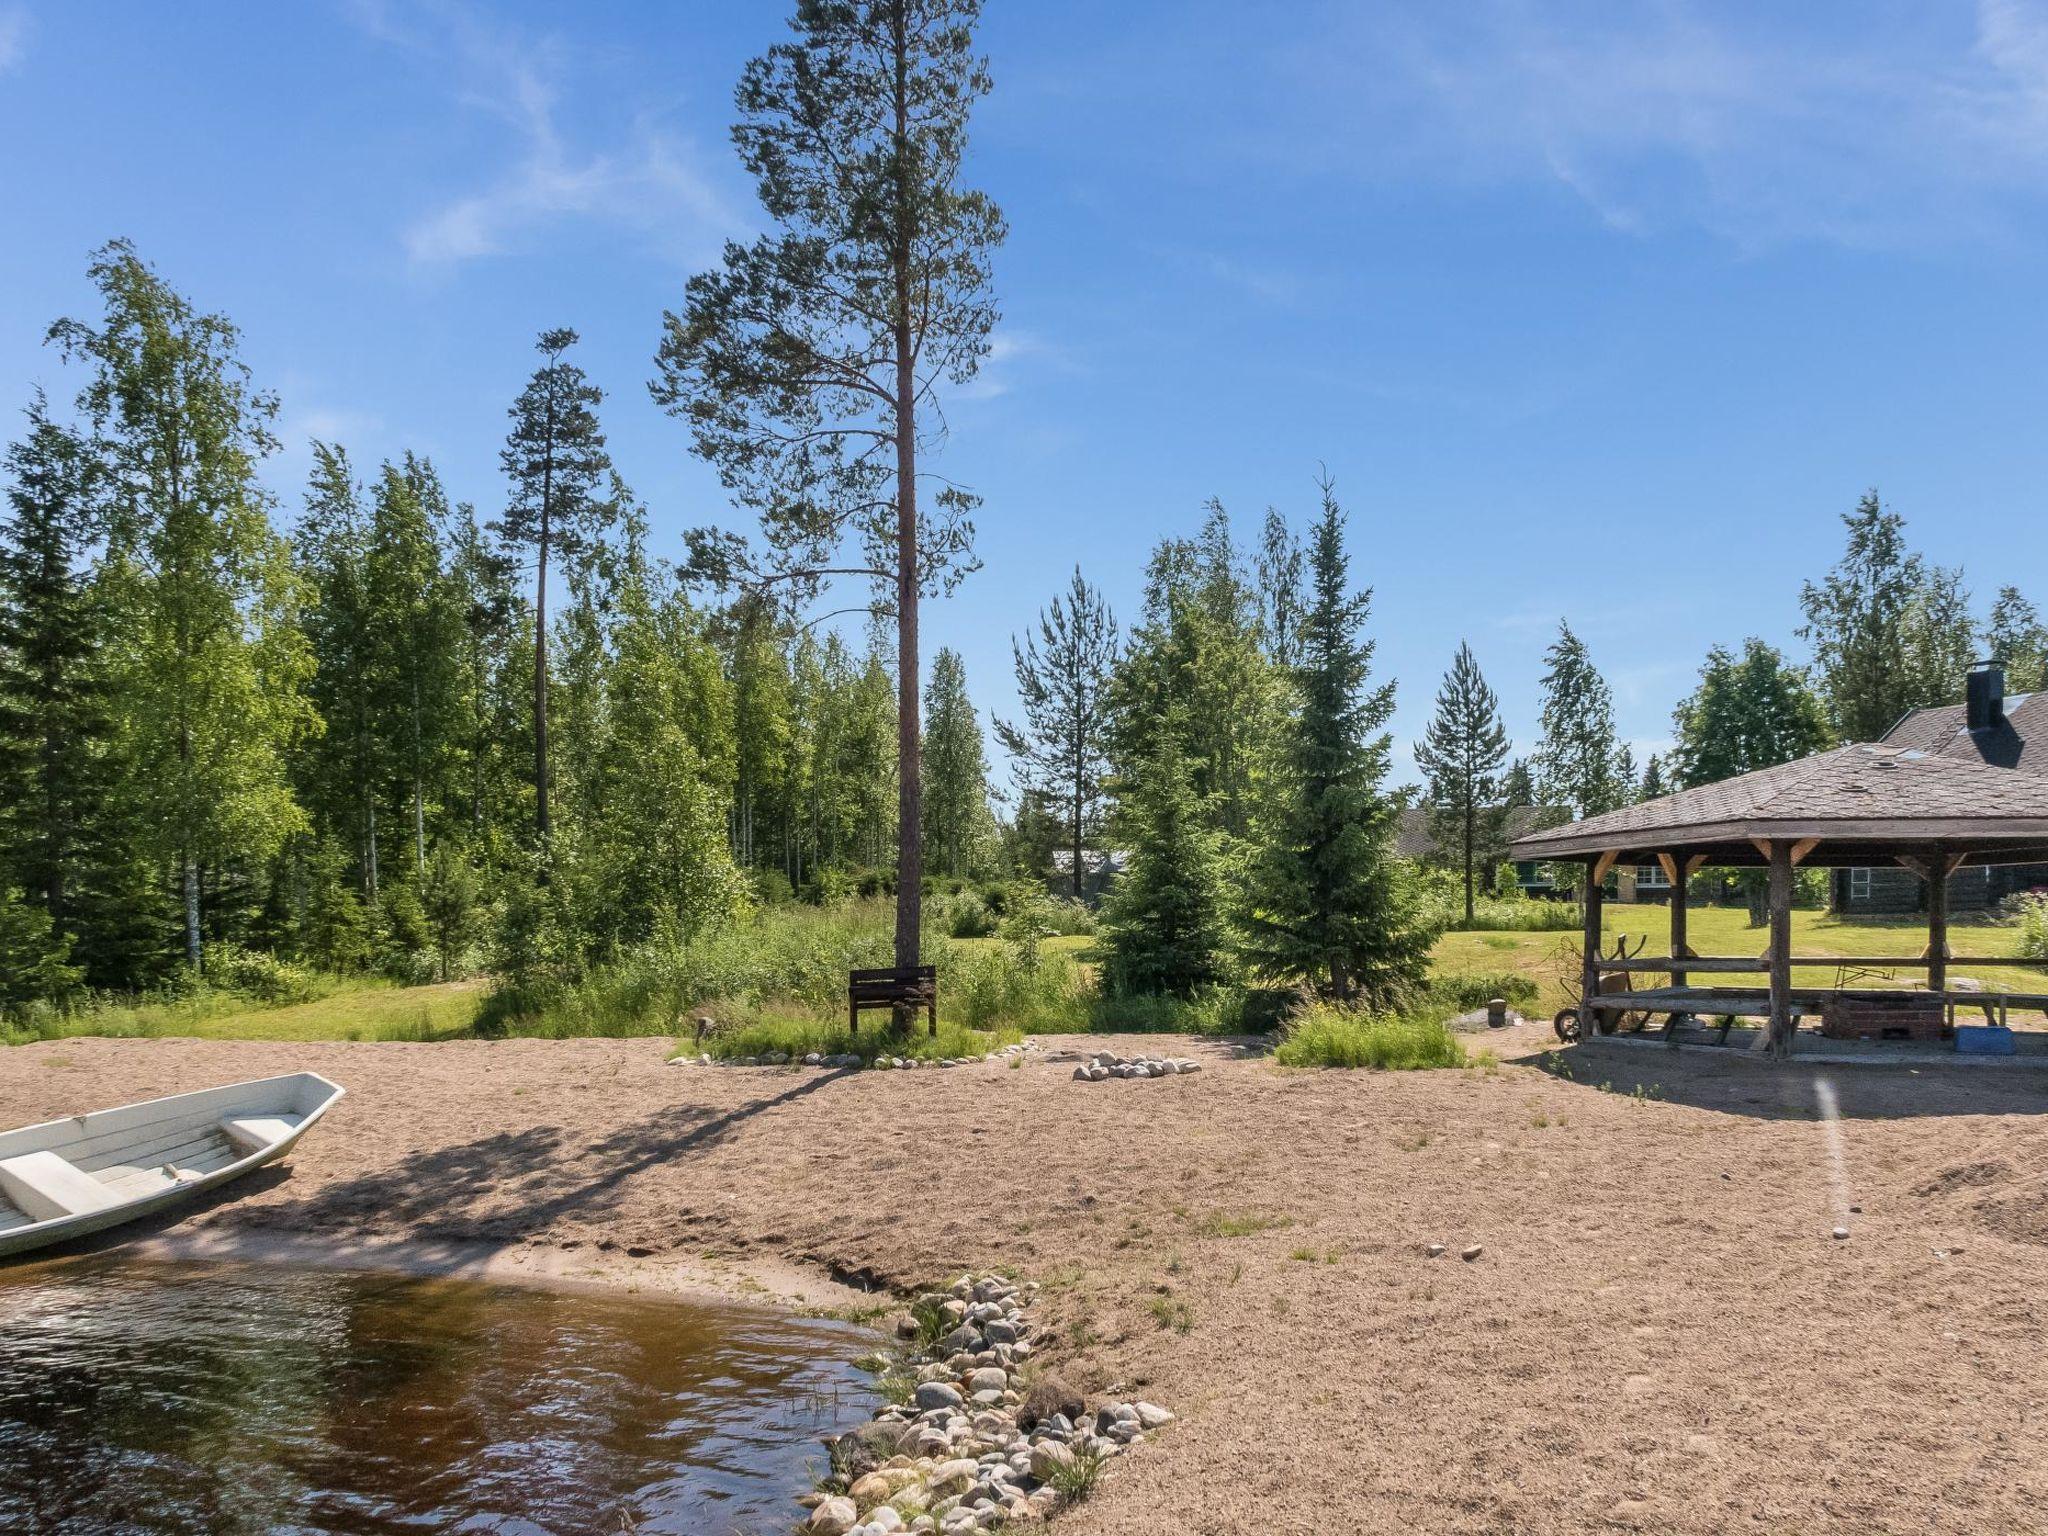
[5,1024,2048,1534]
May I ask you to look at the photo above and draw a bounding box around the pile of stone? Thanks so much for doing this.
[799,1272,1170,1536]
[1072,1050,1201,1082]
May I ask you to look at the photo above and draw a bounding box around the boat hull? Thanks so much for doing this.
[0,1072,344,1260]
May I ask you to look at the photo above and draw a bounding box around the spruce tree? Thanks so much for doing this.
[996,567,1118,891]
[653,0,1005,977]
[1640,752,1666,800]
[1412,641,1510,925]
[1100,728,1230,996]
[1534,621,1624,819]
[496,327,611,854]
[0,393,107,937]
[49,241,315,971]
[0,884,84,1009]
[1241,478,1430,1003]
[921,647,990,878]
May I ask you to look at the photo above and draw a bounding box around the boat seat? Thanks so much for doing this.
[0,1150,122,1223]
[219,1115,298,1156]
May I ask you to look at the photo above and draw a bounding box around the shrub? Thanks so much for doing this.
[208,944,320,1006]
[2004,890,2048,961]
[1274,1004,1469,1069]
[1423,970,1539,1011]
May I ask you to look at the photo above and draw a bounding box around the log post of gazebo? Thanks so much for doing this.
[1927,859,1949,995]
[1581,855,1604,1035]
[1662,853,1690,988]
[1766,839,1795,1057]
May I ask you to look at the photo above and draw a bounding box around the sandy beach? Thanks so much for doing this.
[6,1027,2048,1534]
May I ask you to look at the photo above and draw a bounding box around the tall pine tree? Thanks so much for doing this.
[496,327,611,855]
[654,0,1005,979]
[1412,641,1510,925]
[921,647,990,878]
[996,566,1118,892]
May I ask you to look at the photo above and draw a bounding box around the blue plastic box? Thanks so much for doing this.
[1955,1024,2017,1056]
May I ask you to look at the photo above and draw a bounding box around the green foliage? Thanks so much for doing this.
[1100,731,1232,997]
[2008,890,2048,961]
[1799,492,1971,741]
[1534,621,1625,818]
[1413,641,1512,924]
[0,885,85,1010]
[1669,638,1831,788]
[996,566,1119,887]
[922,647,995,878]
[1274,1004,1470,1070]
[1986,587,2048,694]
[1240,479,1433,1004]
[49,240,316,970]
[1423,970,1539,1010]
[1412,867,1580,931]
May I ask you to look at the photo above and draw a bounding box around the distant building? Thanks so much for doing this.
[1049,847,1126,903]
[1835,664,2048,914]
[1392,806,1582,898]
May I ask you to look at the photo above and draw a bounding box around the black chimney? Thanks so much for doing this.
[1966,661,2006,731]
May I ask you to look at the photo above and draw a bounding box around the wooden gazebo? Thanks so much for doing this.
[1510,744,2048,1056]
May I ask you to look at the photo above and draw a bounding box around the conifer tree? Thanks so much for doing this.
[921,647,990,878]
[0,884,84,1009]
[1254,508,1305,667]
[49,241,314,971]
[0,392,109,939]
[1100,728,1229,996]
[654,0,1005,978]
[1640,752,1666,800]
[1412,641,1510,925]
[1534,621,1624,819]
[997,567,1117,890]
[496,327,611,854]
[1241,477,1430,1003]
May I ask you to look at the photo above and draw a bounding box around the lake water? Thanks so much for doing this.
[0,1254,882,1535]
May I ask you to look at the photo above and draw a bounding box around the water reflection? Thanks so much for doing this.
[0,1254,880,1535]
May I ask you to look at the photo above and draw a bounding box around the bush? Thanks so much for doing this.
[1414,868,1582,932]
[940,890,998,938]
[1423,970,1539,1012]
[1274,1004,1470,1070]
[208,944,320,1005]
[2010,890,2048,960]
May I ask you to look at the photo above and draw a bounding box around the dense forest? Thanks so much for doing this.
[4,0,2046,1024]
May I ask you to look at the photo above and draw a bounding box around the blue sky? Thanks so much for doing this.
[3,1,2048,788]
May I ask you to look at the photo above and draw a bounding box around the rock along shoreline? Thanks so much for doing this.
[800,1272,1170,1535]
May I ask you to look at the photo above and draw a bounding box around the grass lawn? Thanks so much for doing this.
[8,980,486,1046]
[1433,904,2041,1017]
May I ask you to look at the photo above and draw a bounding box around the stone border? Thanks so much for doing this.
[674,1042,1042,1070]
[799,1272,1171,1535]
[1071,1050,1202,1082]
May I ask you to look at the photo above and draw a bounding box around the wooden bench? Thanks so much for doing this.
[849,965,938,1036]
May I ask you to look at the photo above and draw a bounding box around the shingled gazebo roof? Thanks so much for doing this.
[1510,744,2048,867]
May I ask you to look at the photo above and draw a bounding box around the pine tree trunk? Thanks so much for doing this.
[889,2,922,990]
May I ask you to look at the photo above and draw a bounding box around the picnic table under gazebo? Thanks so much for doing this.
[1510,742,2048,1057]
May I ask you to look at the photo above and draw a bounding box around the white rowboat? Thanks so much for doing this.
[0,1072,344,1259]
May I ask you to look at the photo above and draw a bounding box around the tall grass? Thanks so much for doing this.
[0,970,352,1048]
[1274,1003,1471,1070]
[2010,891,2048,961]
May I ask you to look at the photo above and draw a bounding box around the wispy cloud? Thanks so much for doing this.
[953,330,1079,402]
[349,0,739,268]
[1275,0,2048,251]
[0,4,31,74]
